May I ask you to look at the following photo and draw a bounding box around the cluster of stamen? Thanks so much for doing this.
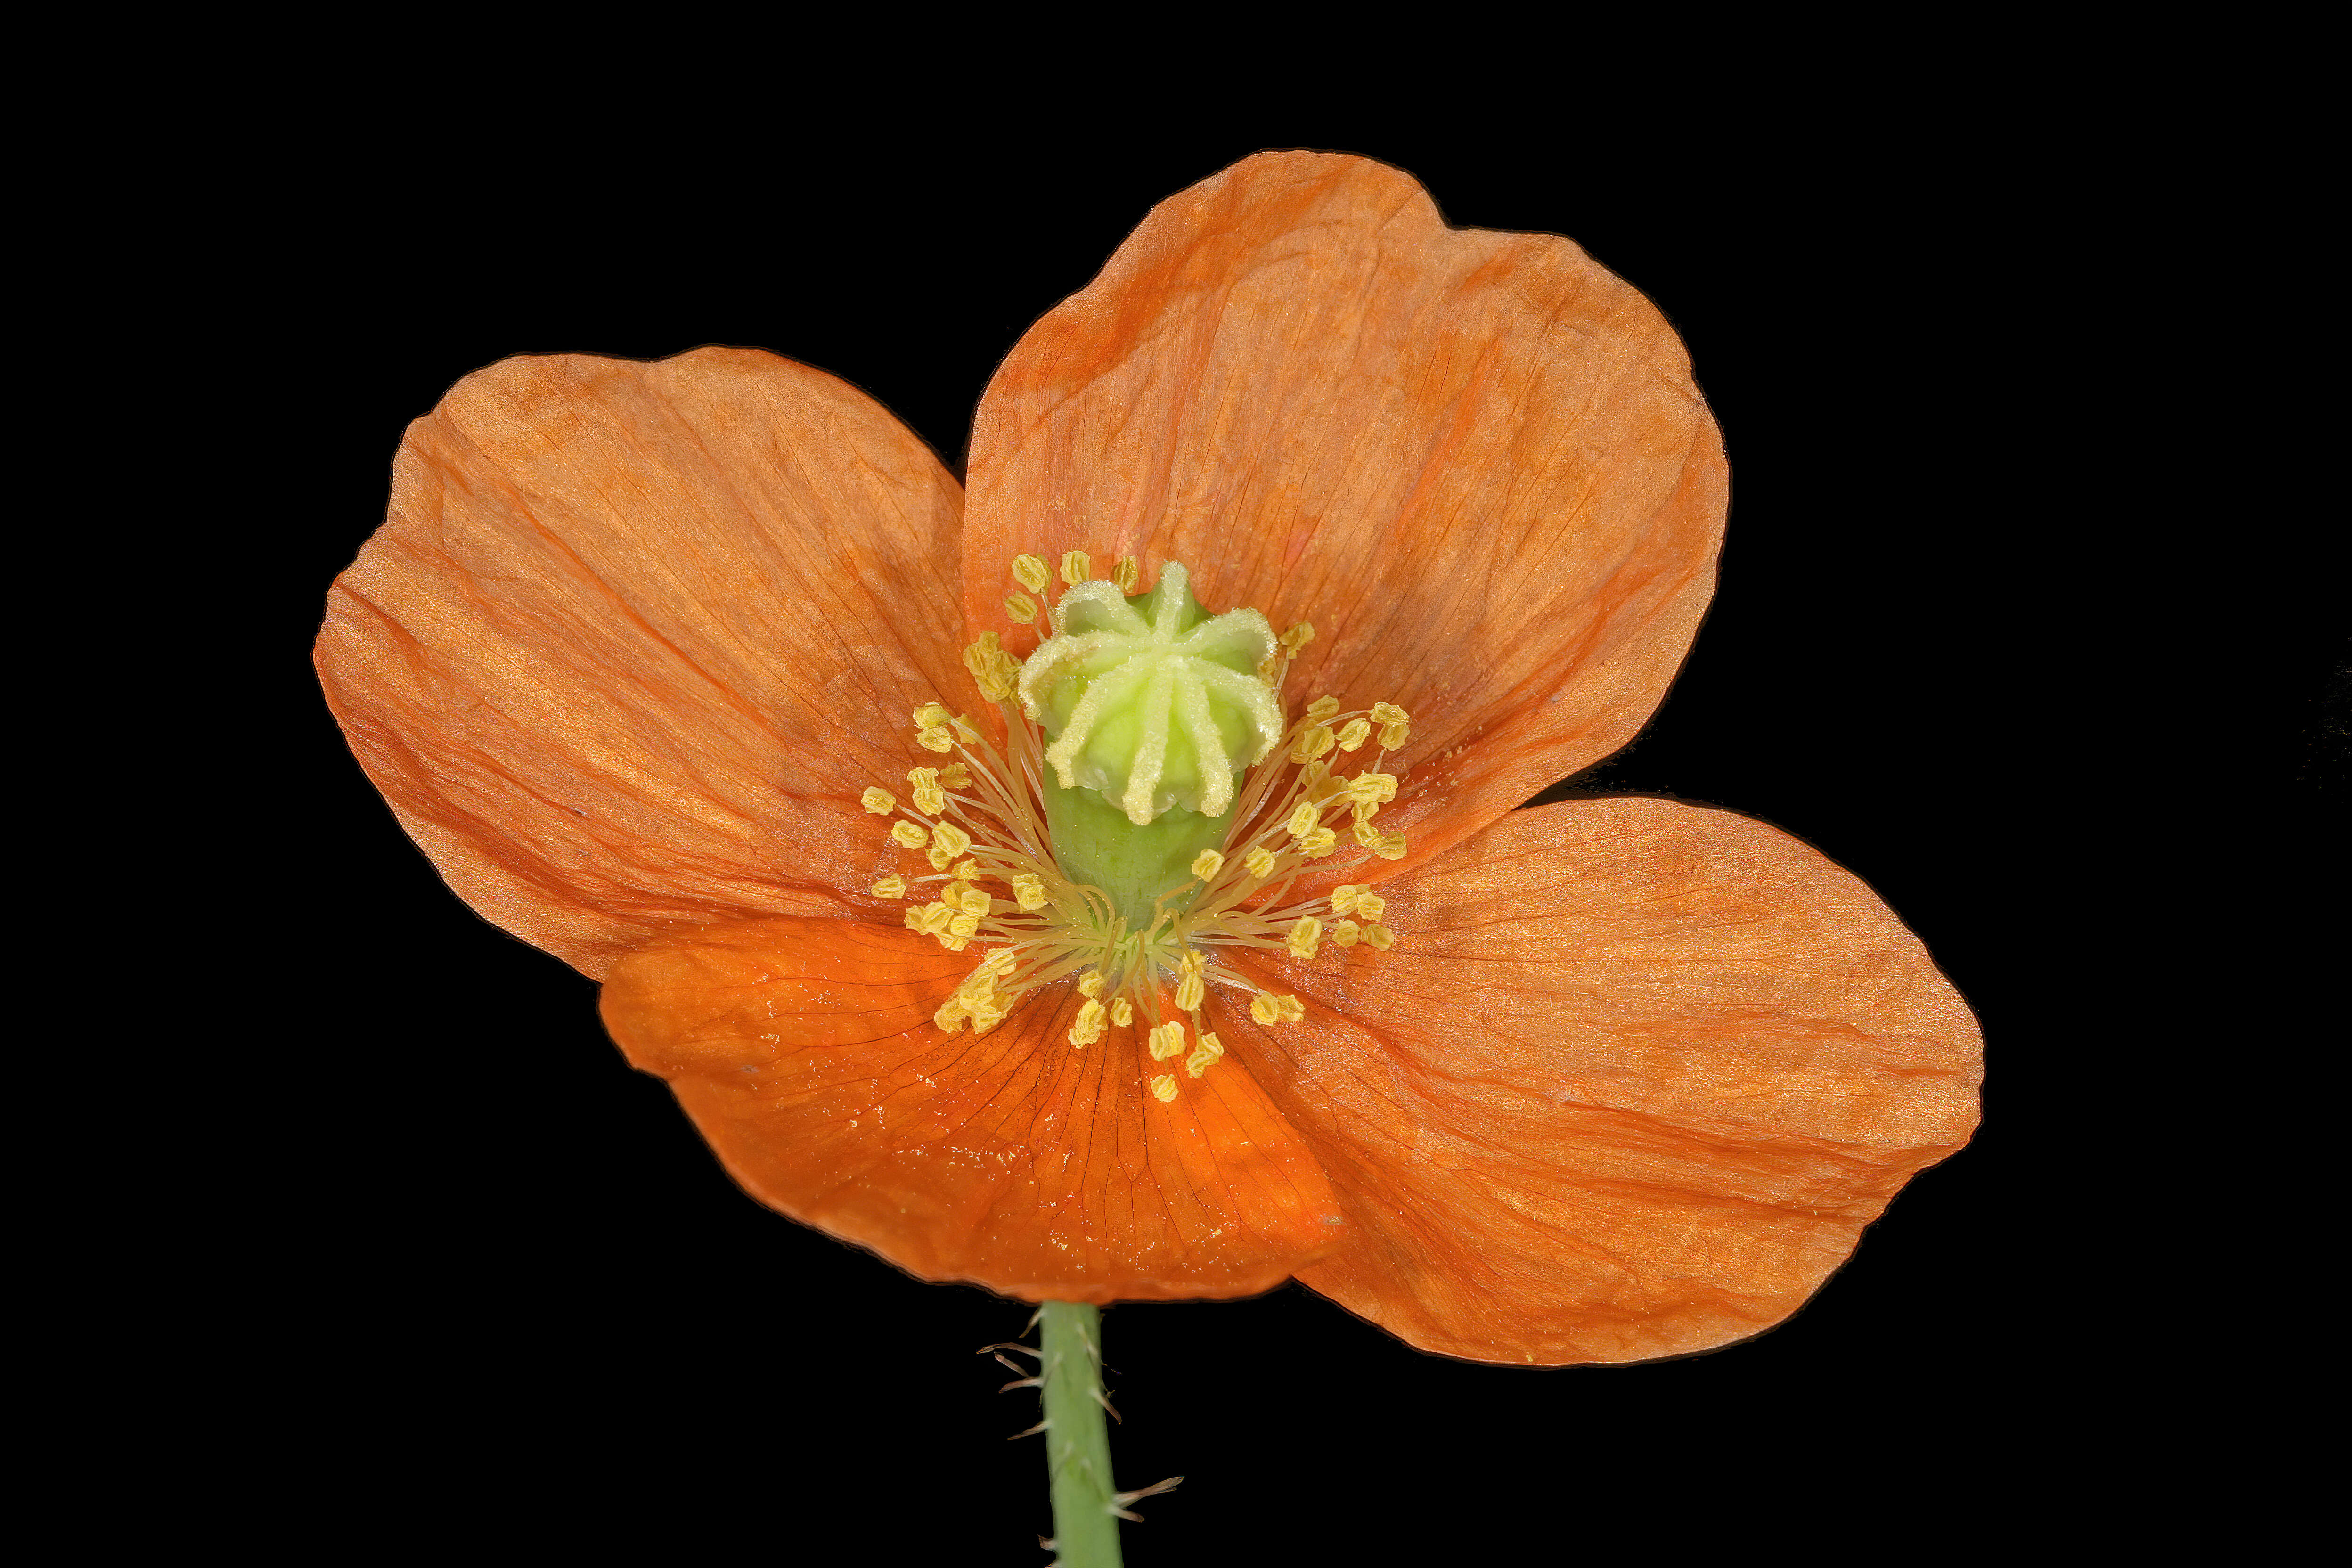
[853,551,1416,1104]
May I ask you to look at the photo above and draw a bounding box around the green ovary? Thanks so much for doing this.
[1043,775,1233,925]
[1017,560,1285,922]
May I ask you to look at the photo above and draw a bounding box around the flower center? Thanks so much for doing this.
[853,552,1413,1102]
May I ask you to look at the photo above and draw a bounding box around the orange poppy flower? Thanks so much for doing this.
[317,152,1979,1366]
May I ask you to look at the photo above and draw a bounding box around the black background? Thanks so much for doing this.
[245,127,2282,1561]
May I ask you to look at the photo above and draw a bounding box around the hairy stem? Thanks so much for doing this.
[1041,1301,1120,1568]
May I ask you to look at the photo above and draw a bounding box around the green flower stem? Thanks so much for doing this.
[1041,1301,1121,1568]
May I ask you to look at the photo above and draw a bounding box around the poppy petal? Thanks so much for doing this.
[600,917,1346,1301]
[964,152,1726,882]
[318,349,973,978]
[1217,797,1981,1365]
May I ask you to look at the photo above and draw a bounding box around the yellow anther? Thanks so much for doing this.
[890,820,929,849]
[1184,1033,1225,1078]
[939,763,972,789]
[915,901,954,934]
[939,934,970,952]
[903,906,927,932]
[860,786,897,815]
[1070,998,1106,1047]
[870,874,907,899]
[1286,915,1323,959]
[1110,996,1133,1027]
[1077,971,1105,1000]
[1371,702,1409,725]
[1005,591,1039,624]
[1286,801,1322,839]
[964,632,1019,702]
[1176,948,1206,976]
[1244,846,1279,879]
[1010,873,1047,912]
[1250,992,1280,1025]
[1150,1074,1179,1103]
[1374,833,1408,860]
[1350,771,1398,804]
[978,947,1018,979]
[1379,720,1411,750]
[934,996,969,1033]
[1353,892,1386,922]
[1288,725,1336,765]
[1280,621,1315,655]
[1013,554,1050,594]
[1331,885,1360,916]
[969,992,1011,1034]
[931,822,973,859]
[1353,817,1383,849]
[912,702,952,729]
[1113,556,1139,593]
[1335,717,1372,752]
[952,883,992,916]
[915,726,956,754]
[1297,827,1338,858]
[1362,923,1395,950]
[947,912,980,939]
[1060,550,1092,586]
[1306,696,1340,726]
[1306,771,1350,804]
[1175,971,1205,1011]
[1190,849,1225,881]
[1351,800,1380,824]
[963,630,1000,679]
[1331,919,1361,948]
[1276,994,1305,1022]
[950,858,980,882]
[1148,1021,1187,1061]
[926,843,952,871]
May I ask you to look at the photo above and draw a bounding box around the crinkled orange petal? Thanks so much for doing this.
[599,918,1345,1300]
[1213,798,1981,1365]
[317,349,976,978]
[963,152,1727,882]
